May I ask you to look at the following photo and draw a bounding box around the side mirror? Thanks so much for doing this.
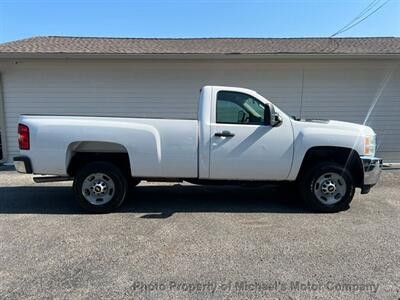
[272,112,283,127]
[264,104,283,127]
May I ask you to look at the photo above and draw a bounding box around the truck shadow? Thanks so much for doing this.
[0,184,309,216]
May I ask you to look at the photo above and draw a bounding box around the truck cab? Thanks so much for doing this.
[198,86,294,181]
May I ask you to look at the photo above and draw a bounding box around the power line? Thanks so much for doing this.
[331,0,391,37]
[354,0,382,20]
[333,0,391,37]
[339,0,381,33]
[331,0,388,37]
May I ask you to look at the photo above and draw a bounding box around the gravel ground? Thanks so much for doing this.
[0,167,399,299]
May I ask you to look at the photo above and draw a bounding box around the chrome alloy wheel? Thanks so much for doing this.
[81,173,115,205]
[313,172,347,205]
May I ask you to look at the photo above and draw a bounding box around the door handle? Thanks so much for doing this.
[215,131,235,137]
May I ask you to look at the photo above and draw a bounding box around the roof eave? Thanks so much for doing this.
[0,52,400,60]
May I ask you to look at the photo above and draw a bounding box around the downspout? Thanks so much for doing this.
[0,72,8,163]
[299,68,305,119]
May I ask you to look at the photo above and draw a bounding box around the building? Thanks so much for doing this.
[0,36,399,164]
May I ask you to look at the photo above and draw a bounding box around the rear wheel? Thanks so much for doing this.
[299,162,355,213]
[73,161,128,213]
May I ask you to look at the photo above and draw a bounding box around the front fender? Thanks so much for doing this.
[288,125,365,180]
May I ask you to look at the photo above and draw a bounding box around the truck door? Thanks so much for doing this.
[209,90,294,180]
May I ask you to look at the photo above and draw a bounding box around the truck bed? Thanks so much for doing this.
[19,115,199,177]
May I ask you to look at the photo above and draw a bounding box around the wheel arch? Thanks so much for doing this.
[296,146,364,187]
[66,141,132,177]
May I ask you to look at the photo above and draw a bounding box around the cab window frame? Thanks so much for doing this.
[216,90,269,126]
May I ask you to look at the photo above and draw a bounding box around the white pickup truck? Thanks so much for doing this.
[13,86,382,213]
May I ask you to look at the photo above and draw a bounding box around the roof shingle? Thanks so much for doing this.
[0,36,399,56]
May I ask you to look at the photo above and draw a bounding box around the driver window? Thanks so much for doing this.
[216,91,266,125]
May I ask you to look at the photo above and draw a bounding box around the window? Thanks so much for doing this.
[216,91,267,125]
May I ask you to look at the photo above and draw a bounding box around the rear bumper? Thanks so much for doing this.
[13,156,33,174]
[360,156,382,194]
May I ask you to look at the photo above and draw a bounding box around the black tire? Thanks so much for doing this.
[299,162,355,213]
[73,161,128,213]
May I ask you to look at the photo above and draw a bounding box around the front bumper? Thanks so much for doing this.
[360,156,382,194]
[13,156,33,174]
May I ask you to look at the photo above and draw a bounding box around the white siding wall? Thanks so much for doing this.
[301,62,400,161]
[1,59,399,162]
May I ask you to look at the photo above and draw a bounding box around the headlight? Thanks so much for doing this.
[364,135,376,156]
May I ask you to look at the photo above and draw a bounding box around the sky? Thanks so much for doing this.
[0,0,399,44]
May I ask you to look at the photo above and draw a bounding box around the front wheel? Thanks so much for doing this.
[299,162,355,213]
[73,161,128,213]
